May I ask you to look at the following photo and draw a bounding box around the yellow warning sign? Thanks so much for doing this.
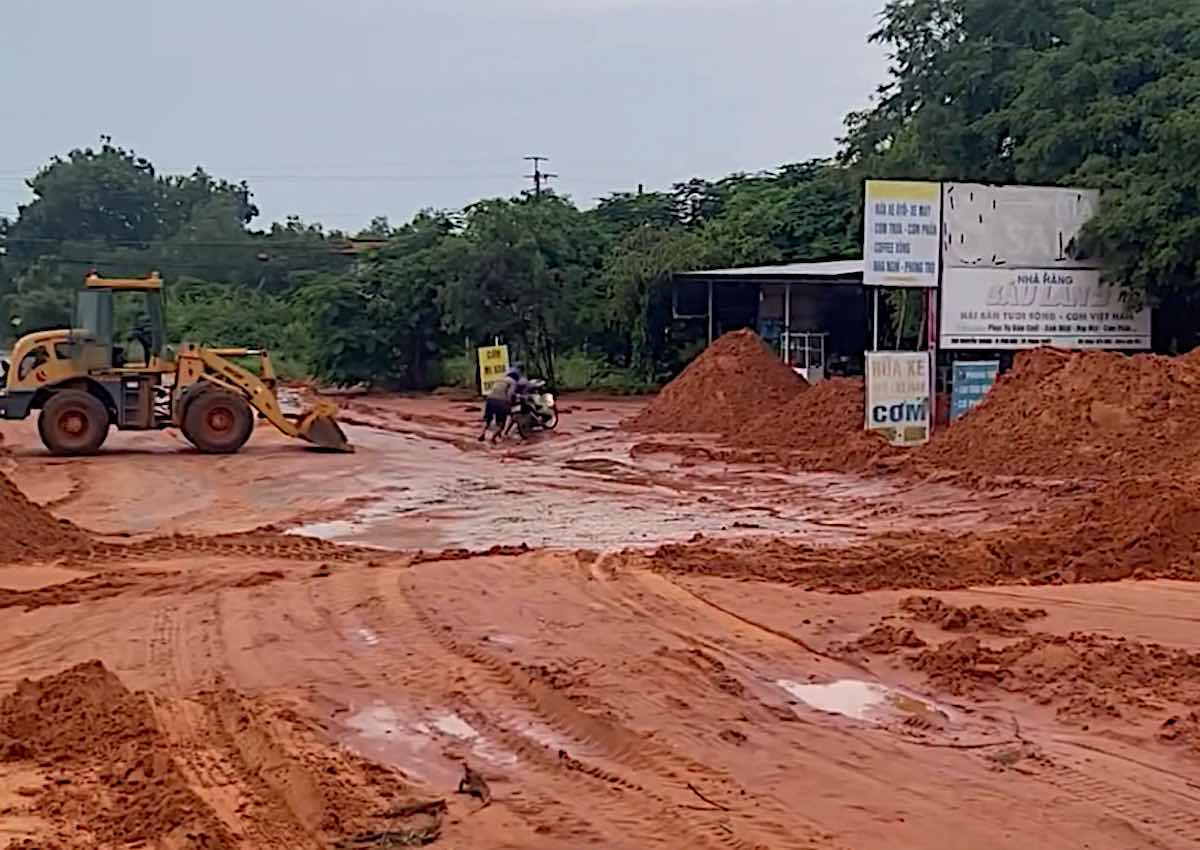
[477,344,510,395]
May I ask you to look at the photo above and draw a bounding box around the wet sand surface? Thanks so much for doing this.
[1,394,1198,849]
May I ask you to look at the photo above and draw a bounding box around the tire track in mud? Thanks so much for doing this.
[573,552,1005,846]
[309,583,630,849]
[592,555,1200,850]
[38,468,88,511]
[1033,748,1200,849]
[145,585,414,849]
[388,569,822,850]
[154,597,249,803]
[147,600,179,692]
[281,564,737,849]
[158,691,328,849]
[322,576,671,849]
[140,591,322,848]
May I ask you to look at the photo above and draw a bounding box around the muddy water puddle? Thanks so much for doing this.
[341,701,523,785]
[284,427,885,550]
[778,678,951,726]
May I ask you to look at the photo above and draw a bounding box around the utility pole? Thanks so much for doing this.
[524,156,557,199]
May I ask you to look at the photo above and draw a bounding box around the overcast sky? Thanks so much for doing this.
[0,0,887,231]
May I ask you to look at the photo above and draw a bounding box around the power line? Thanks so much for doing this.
[0,172,517,183]
[1,237,364,249]
[524,156,558,199]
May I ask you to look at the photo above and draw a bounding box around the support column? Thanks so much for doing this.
[783,283,792,364]
[872,289,880,350]
[707,280,714,345]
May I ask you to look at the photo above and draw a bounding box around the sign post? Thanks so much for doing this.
[865,351,933,447]
[863,180,941,446]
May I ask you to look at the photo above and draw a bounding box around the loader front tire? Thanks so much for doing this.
[183,390,253,454]
[39,390,110,456]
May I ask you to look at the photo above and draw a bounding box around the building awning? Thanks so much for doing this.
[676,259,863,283]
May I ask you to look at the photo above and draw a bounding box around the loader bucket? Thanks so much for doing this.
[296,404,354,452]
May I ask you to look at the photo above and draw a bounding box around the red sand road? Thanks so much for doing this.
[1,391,1199,849]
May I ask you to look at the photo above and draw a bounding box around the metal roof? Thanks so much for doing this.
[676,259,863,282]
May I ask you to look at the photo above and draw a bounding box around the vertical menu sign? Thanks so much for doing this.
[865,351,933,447]
[477,344,510,395]
[863,180,943,288]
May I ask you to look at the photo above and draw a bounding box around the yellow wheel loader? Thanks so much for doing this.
[0,273,352,456]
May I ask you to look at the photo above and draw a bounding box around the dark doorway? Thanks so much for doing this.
[712,282,759,338]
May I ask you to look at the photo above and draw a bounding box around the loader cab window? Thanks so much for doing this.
[113,291,163,365]
[73,290,112,345]
[145,290,166,356]
[17,345,50,381]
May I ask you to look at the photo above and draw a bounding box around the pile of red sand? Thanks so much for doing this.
[908,631,1200,720]
[630,476,1200,592]
[0,660,235,849]
[898,596,1047,635]
[918,348,1200,480]
[623,330,806,434]
[630,343,1200,481]
[837,597,1200,727]
[725,376,899,471]
[0,471,90,564]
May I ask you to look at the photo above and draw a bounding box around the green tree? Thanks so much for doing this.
[438,196,602,386]
[599,227,725,381]
[296,214,458,388]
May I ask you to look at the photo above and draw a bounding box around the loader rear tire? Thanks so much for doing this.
[183,390,253,454]
[39,390,110,456]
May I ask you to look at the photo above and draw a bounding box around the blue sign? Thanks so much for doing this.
[951,361,1000,421]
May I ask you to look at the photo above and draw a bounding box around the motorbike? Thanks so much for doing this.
[508,379,559,438]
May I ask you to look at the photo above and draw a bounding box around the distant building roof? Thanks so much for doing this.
[676,259,863,282]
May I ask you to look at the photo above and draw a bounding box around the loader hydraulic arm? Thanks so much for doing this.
[175,344,352,452]
[194,348,300,437]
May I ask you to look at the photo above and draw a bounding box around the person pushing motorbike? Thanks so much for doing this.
[479,366,524,443]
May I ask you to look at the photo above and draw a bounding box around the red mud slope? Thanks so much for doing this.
[0,660,237,849]
[919,348,1200,480]
[0,472,91,563]
[633,476,1200,592]
[727,376,898,470]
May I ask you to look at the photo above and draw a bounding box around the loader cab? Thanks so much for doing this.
[74,273,167,371]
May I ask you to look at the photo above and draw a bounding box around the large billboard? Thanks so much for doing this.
[863,180,942,288]
[942,183,1101,269]
[940,268,1151,350]
[865,351,932,447]
[939,183,1148,349]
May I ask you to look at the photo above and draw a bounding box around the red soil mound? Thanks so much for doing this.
[630,476,1200,592]
[919,348,1200,480]
[0,660,235,848]
[898,595,1046,635]
[735,376,863,449]
[0,471,91,564]
[909,631,1200,720]
[624,330,805,434]
[726,376,899,471]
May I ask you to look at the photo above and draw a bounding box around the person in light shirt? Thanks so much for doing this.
[478,367,522,443]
